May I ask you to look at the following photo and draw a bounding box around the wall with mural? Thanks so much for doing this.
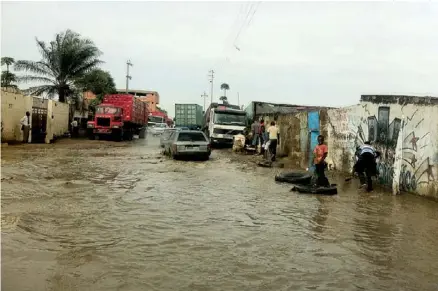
[327,95,438,199]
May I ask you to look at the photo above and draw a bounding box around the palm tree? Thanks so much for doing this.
[220,83,230,97]
[14,29,103,103]
[1,57,18,89]
[219,96,228,104]
[1,57,15,73]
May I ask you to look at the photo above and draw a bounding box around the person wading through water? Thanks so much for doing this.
[251,119,261,152]
[20,111,31,143]
[313,135,329,187]
[267,121,279,162]
[259,119,266,155]
[354,141,381,192]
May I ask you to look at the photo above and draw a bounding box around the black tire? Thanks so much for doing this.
[275,171,313,184]
[87,129,95,140]
[291,184,338,195]
[112,129,123,142]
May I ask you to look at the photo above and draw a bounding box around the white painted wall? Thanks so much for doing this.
[45,100,69,143]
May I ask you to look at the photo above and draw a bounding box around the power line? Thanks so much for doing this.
[233,1,262,47]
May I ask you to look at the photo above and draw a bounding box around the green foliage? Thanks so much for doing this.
[220,83,230,97]
[1,70,18,88]
[14,29,103,103]
[219,96,229,104]
[1,57,15,72]
[75,68,116,96]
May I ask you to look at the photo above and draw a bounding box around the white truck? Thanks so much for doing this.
[202,103,246,146]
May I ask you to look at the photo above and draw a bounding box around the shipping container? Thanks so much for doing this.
[174,104,203,129]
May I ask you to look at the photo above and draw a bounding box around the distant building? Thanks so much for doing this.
[83,91,97,100]
[116,89,160,112]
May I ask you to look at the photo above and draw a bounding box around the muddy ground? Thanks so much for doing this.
[2,137,438,291]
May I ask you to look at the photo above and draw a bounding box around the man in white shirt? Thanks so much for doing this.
[71,119,79,138]
[267,121,280,162]
[20,111,31,143]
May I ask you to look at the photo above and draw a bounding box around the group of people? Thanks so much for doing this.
[250,119,280,161]
[249,118,381,192]
[312,134,381,192]
[311,135,380,192]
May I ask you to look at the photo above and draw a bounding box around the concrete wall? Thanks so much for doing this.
[1,90,70,144]
[45,100,69,143]
[259,109,328,170]
[1,90,33,143]
[327,96,438,199]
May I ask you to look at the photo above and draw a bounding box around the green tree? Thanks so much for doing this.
[75,68,116,97]
[1,57,18,89]
[14,29,103,103]
[76,69,117,113]
[1,57,15,73]
[1,71,18,89]
[220,83,230,97]
[219,96,228,104]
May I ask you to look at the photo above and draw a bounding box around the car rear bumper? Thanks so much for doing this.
[175,150,211,156]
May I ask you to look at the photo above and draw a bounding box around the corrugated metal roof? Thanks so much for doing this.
[252,101,336,116]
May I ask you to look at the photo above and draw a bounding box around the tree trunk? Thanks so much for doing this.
[58,87,66,103]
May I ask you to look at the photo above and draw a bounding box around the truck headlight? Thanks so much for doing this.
[112,125,119,129]
[87,124,94,128]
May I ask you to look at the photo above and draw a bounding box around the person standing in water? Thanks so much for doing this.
[267,121,279,161]
[313,135,329,187]
[354,141,381,192]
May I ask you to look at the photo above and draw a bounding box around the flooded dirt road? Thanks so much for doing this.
[2,137,438,291]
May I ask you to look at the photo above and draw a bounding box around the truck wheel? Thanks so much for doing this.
[87,129,95,140]
[112,129,123,142]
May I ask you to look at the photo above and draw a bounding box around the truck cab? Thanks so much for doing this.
[87,105,126,140]
[205,105,246,145]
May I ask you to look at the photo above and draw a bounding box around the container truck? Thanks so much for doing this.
[87,94,148,141]
[174,104,203,130]
[202,103,246,146]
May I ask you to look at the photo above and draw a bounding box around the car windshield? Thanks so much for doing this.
[214,112,246,125]
[156,123,167,128]
[177,132,207,142]
[96,107,120,114]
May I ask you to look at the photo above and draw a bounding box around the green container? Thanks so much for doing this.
[174,104,204,129]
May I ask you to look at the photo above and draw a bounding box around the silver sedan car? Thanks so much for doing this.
[163,130,211,160]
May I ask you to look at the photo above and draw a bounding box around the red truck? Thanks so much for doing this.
[87,94,149,141]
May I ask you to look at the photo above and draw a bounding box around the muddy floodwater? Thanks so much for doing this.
[2,137,438,291]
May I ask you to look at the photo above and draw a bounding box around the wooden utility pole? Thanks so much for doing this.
[201,91,208,111]
[125,60,133,93]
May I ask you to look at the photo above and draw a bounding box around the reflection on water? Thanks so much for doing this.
[2,138,438,291]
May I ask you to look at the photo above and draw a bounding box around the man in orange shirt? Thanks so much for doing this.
[313,135,330,187]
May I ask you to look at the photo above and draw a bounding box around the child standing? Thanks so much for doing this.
[313,135,329,187]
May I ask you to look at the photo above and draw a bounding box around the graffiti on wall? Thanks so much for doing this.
[354,105,434,192]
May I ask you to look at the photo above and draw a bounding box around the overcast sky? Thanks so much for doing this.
[2,1,438,117]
